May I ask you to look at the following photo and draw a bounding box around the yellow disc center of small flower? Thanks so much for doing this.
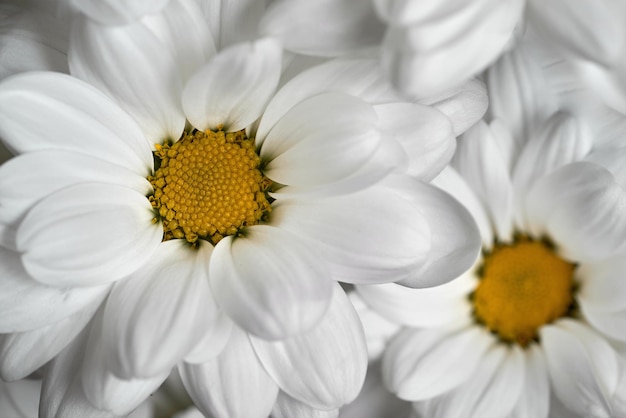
[148,129,272,245]
[473,237,575,347]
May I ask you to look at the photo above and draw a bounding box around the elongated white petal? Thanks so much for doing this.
[183,38,281,132]
[180,328,279,418]
[251,285,367,410]
[374,102,455,181]
[585,146,626,190]
[382,326,492,401]
[432,166,494,248]
[69,15,184,143]
[271,179,430,285]
[581,304,626,344]
[71,0,169,25]
[486,45,557,144]
[102,240,217,379]
[509,345,550,418]
[17,183,162,287]
[525,162,626,261]
[0,150,151,229]
[0,72,152,173]
[528,0,624,66]
[0,299,102,381]
[419,78,488,136]
[348,292,401,360]
[256,59,400,146]
[578,256,626,312]
[389,177,481,288]
[0,379,41,418]
[356,274,475,328]
[210,225,333,340]
[541,320,618,417]
[197,0,265,49]
[416,345,521,418]
[455,120,514,242]
[0,246,109,333]
[0,2,68,79]
[381,0,524,98]
[513,112,592,224]
[261,92,380,188]
[82,310,169,415]
[40,329,116,418]
[272,391,338,418]
[259,0,383,56]
[140,0,216,81]
[184,312,233,364]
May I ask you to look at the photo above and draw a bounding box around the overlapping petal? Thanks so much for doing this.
[182,38,281,132]
[210,225,333,340]
[180,328,279,418]
[71,0,170,26]
[251,285,367,410]
[17,183,162,287]
[101,240,217,379]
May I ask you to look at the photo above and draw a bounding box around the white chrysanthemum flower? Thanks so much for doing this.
[0,1,484,415]
[357,115,626,418]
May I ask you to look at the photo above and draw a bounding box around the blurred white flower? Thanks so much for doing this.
[357,114,626,417]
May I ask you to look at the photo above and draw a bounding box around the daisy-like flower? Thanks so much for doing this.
[356,113,626,417]
[0,1,484,415]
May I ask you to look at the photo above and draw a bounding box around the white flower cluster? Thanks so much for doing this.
[0,1,625,417]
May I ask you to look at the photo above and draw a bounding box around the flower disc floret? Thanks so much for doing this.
[473,236,576,346]
[148,129,272,245]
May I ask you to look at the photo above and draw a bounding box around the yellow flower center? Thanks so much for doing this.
[473,237,576,347]
[148,129,272,245]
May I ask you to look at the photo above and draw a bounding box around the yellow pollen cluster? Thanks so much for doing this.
[473,237,576,347]
[148,129,272,245]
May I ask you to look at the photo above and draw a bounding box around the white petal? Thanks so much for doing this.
[197,0,266,49]
[578,256,626,312]
[0,2,69,79]
[71,0,169,25]
[373,102,455,181]
[486,44,558,145]
[513,112,592,224]
[0,300,102,381]
[259,0,384,56]
[271,179,430,285]
[261,92,381,188]
[528,0,624,66]
[0,72,152,173]
[0,378,41,418]
[581,304,626,345]
[381,0,524,98]
[416,344,520,418]
[0,246,109,333]
[418,78,488,136]
[454,120,515,242]
[69,15,185,143]
[210,225,333,339]
[82,310,169,415]
[256,58,400,146]
[140,0,216,81]
[182,38,281,132]
[524,162,626,261]
[389,177,481,288]
[541,320,617,417]
[382,326,493,401]
[17,183,162,287]
[432,166,494,248]
[509,345,550,418]
[184,312,233,364]
[180,328,279,418]
[251,284,367,410]
[102,240,218,379]
[356,275,475,328]
[373,0,441,25]
[272,391,338,418]
[39,328,116,418]
[0,150,151,229]
[585,146,626,190]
